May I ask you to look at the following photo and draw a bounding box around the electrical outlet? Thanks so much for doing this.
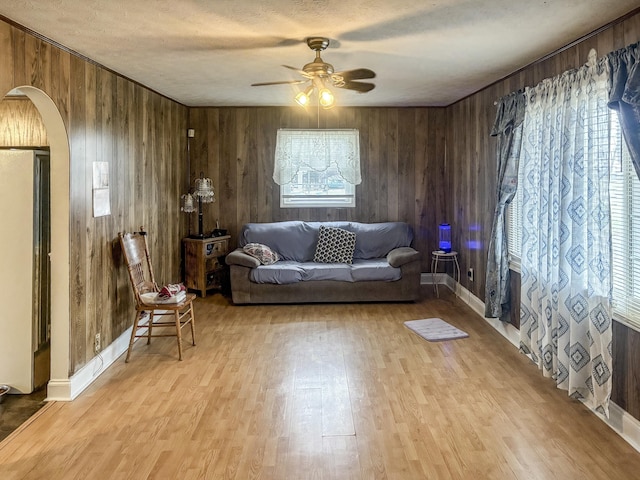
[467,267,474,282]
[94,333,101,353]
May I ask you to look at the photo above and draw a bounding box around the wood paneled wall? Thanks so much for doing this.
[188,107,447,271]
[0,20,189,373]
[447,12,640,419]
[0,98,48,146]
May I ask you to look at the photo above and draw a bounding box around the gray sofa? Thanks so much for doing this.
[226,221,421,304]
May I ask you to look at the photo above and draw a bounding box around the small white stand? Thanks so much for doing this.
[431,250,460,297]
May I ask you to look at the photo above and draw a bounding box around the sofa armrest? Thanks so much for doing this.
[387,247,420,267]
[226,248,261,268]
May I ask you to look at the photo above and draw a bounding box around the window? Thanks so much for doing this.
[610,114,640,329]
[273,129,360,208]
[280,169,356,208]
[506,109,640,330]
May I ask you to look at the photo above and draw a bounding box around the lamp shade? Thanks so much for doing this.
[194,176,215,203]
[180,193,196,213]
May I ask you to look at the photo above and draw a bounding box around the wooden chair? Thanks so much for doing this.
[119,228,196,362]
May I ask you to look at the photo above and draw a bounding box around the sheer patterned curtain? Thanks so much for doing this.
[485,91,526,319]
[519,57,613,414]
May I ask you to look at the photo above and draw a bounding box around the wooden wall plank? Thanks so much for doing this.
[0,22,13,95]
[386,109,399,222]
[236,108,253,227]
[10,27,26,87]
[68,55,87,371]
[113,75,130,333]
[84,61,97,364]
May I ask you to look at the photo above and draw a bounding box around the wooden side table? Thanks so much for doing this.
[183,235,231,297]
[431,250,460,297]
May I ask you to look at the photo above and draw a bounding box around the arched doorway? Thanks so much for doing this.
[3,86,71,400]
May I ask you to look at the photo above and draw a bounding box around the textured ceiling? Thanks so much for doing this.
[1,0,638,107]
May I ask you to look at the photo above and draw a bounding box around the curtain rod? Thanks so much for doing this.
[494,48,600,106]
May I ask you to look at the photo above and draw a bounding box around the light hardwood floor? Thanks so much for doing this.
[1,287,639,479]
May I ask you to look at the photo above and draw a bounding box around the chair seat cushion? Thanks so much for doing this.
[140,291,187,304]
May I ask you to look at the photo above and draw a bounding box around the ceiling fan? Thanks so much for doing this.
[251,37,376,108]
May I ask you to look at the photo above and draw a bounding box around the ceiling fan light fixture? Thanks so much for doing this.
[295,86,314,107]
[319,87,335,108]
[252,37,375,107]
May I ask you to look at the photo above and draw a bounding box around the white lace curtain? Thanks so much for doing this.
[273,129,361,185]
[519,58,613,415]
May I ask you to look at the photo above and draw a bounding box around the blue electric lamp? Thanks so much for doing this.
[439,223,452,253]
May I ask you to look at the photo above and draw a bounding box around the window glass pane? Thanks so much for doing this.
[280,167,355,208]
[610,112,640,329]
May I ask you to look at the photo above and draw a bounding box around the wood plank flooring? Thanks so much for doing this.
[1,287,639,479]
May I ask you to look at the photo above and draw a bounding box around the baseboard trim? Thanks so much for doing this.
[421,272,447,285]
[424,272,640,454]
[598,401,640,453]
[47,327,132,401]
[455,282,520,348]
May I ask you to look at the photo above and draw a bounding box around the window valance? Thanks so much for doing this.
[273,129,361,186]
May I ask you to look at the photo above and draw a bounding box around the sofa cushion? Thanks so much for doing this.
[313,225,356,264]
[249,261,304,284]
[350,259,402,281]
[349,222,414,259]
[302,262,354,282]
[243,243,280,265]
[240,221,318,261]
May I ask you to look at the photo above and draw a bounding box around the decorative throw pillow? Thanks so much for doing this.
[313,225,356,264]
[243,243,280,265]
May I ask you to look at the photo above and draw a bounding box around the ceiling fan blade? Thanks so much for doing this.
[335,81,376,93]
[161,35,302,51]
[281,65,313,78]
[332,68,376,80]
[251,80,308,86]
